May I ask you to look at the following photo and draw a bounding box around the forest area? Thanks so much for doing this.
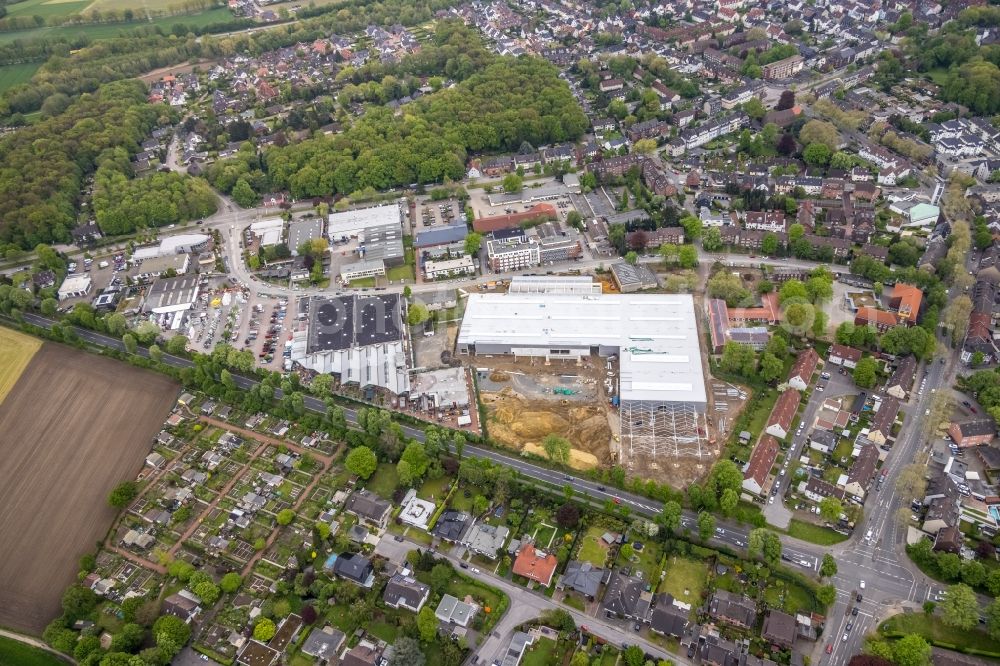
[92,149,218,235]
[206,53,589,202]
[0,80,163,249]
[0,79,215,250]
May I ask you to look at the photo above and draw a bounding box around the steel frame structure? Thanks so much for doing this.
[620,399,708,463]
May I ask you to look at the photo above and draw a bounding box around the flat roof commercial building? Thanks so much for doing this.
[141,275,200,314]
[424,256,475,280]
[132,233,210,261]
[288,218,325,254]
[340,258,386,283]
[327,204,402,240]
[250,218,284,247]
[458,279,708,459]
[58,274,92,300]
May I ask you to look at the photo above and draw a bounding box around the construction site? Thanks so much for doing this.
[459,275,724,485]
[475,357,615,470]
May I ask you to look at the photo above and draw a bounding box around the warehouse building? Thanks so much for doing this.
[288,218,325,255]
[58,274,93,301]
[141,275,200,331]
[457,277,708,461]
[327,204,402,241]
[132,233,210,261]
[290,294,410,396]
[414,223,468,259]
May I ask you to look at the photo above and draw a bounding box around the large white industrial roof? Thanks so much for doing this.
[327,204,401,238]
[459,292,706,404]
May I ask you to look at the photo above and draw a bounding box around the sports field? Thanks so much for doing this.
[0,327,41,404]
[0,343,178,633]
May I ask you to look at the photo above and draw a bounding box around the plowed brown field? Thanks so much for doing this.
[0,343,178,634]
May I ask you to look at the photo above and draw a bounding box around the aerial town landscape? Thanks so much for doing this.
[5,0,1000,665]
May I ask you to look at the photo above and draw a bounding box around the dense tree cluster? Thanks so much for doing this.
[93,157,218,234]
[207,56,587,201]
[902,7,1000,114]
[0,80,162,248]
[907,538,1000,596]
[958,369,1000,424]
[3,35,201,116]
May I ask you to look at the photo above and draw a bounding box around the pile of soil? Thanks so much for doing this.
[486,392,611,462]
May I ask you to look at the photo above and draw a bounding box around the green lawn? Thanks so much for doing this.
[762,578,816,615]
[522,637,558,666]
[822,466,843,484]
[831,440,853,463]
[366,619,399,644]
[786,519,848,545]
[534,523,556,549]
[630,539,662,582]
[0,7,234,45]
[366,463,399,499]
[451,487,474,512]
[577,526,610,567]
[658,557,708,609]
[89,0,212,12]
[0,637,68,666]
[418,476,450,501]
[348,277,377,288]
[925,68,951,86]
[0,62,42,94]
[746,391,777,433]
[599,647,620,666]
[881,612,1000,654]
[386,262,414,282]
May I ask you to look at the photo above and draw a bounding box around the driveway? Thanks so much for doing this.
[766,365,858,528]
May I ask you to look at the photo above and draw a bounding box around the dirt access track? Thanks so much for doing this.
[0,343,178,634]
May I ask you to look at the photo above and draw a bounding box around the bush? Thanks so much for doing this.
[108,481,138,508]
[253,618,276,642]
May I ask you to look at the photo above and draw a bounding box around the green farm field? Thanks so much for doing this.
[86,0,217,15]
[0,636,69,666]
[0,6,232,45]
[4,0,90,20]
[0,62,42,92]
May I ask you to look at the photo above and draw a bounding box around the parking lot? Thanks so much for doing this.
[235,292,301,372]
[416,198,462,229]
[569,187,619,220]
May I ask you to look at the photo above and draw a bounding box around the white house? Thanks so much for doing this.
[398,490,436,531]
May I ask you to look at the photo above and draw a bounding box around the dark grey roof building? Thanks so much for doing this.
[332,553,374,587]
[601,570,652,621]
[432,510,471,542]
[383,573,430,612]
[558,560,604,599]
